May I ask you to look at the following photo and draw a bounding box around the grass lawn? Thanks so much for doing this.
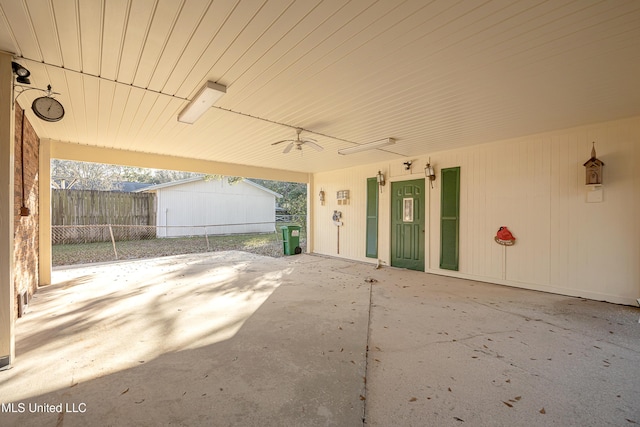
[53,230,306,266]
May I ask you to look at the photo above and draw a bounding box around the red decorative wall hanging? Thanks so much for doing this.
[495,226,516,246]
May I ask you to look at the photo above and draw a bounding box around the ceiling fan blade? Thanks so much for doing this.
[271,139,292,146]
[283,142,294,153]
[303,140,324,151]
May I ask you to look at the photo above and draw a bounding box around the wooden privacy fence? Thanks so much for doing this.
[52,189,156,226]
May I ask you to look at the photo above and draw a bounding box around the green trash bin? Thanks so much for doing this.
[281,225,302,255]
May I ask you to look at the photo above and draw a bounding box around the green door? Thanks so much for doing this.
[391,179,425,271]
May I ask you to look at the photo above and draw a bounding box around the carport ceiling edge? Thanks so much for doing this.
[2,0,639,173]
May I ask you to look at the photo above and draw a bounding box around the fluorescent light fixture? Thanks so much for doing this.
[338,138,395,155]
[178,81,227,124]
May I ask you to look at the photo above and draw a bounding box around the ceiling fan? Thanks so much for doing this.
[271,128,323,153]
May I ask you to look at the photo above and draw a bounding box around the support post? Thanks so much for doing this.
[502,245,507,280]
[108,224,118,260]
[306,178,313,254]
[0,52,16,369]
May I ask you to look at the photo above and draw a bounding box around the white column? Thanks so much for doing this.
[0,52,15,369]
[306,176,314,254]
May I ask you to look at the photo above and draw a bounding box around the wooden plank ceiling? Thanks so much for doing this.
[1,0,639,174]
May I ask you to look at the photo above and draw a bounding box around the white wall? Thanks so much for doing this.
[155,179,276,237]
[312,116,640,305]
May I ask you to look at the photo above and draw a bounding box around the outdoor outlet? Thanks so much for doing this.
[20,207,30,217]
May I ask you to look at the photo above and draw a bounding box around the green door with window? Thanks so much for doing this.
[391,179,425,271]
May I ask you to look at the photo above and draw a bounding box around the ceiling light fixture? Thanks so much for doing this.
[177,81,227,124]
[338,138,395,155]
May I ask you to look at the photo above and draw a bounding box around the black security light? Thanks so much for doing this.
[12,61,31,84]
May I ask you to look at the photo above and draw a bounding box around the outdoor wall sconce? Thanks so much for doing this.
[376,170,385,192]
[583,142,604,185]
[403,161,412,170]
[425,159,436,188]
[319,189,325,206]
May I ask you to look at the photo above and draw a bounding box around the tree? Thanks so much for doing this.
[151,169,202,183]
[250,179,307,218]
[51,159,123,191]
[51,160,206,190]
[50,161,307,219]
[120,166,201,184]
[119,166,155,184]
[204,175,243,185]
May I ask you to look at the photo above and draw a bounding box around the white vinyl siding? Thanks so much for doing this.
[153,179,277,237]
[312,116,640,305]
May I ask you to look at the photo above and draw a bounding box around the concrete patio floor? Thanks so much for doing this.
[0,252,638,426]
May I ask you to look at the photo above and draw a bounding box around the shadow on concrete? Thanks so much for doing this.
[1,252,370,426]
[2,252,639,426]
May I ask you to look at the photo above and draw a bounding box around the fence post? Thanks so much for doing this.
[204,226,210,251]
[108,224,118,260]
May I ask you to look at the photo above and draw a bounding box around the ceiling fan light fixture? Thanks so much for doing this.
[178,81,227,124]
[338,138,395,155]
[272,128,323,153]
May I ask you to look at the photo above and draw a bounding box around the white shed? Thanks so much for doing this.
[138,177,281,237]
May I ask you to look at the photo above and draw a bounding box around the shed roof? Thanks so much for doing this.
[137,177,282,198]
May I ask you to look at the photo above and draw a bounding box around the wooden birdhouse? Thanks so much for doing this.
[583,142,604,185]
